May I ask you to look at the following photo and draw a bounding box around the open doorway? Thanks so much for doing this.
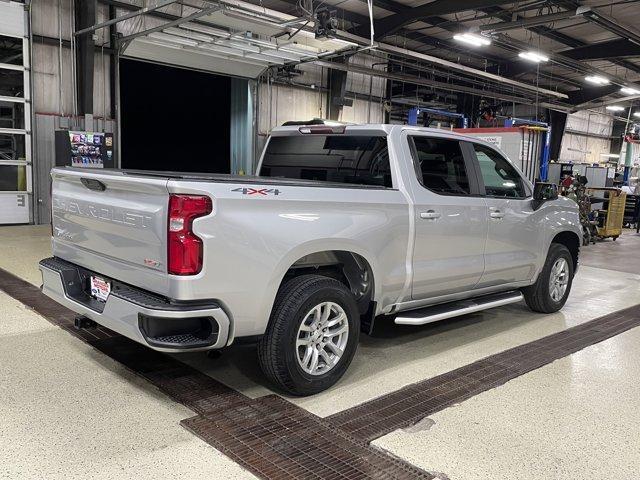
[119,59,231,173]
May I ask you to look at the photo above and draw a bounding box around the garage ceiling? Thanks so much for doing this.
[98,0,640,112]
[247,0,640,110]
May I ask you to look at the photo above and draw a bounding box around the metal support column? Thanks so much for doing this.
[548,109,568,162]
[75,0,96,115]
[326,58,350,121]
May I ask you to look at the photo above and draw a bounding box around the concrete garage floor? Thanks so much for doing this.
[0,227,254,480]
[1,225,640,479]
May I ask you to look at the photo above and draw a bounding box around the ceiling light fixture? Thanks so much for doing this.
[518,51,549,63]
[621,87,640,95]
[634,112,640,118]
[585,75,610,85]
[453,33,491,46]
[606,105,625,111]
[600,153,620,158]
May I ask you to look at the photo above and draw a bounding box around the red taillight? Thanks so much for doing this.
[49,180,53,236]
[167,194,212,276]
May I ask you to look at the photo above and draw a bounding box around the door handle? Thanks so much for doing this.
[489,209,505,219]
[420,210,441,220]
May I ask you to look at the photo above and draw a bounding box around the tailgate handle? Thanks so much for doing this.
[80,178,106,191]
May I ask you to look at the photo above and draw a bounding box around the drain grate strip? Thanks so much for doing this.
[5,266,640,476]
[0,267,433,480]
[183,395,434,480]
[327,305,640,442]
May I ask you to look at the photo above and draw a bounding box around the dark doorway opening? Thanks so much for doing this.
[119,59,231,173]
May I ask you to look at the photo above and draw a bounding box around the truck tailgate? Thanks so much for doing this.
[51,168,171,295]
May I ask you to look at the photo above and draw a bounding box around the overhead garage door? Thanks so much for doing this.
[0,1,31,224]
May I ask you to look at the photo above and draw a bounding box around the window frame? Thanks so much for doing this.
[408,134,483,197]
[466,141,531,200]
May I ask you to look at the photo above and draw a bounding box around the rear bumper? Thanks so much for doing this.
[39,257,230,353]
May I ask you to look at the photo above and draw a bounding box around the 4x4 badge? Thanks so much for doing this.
[232,187,281,196]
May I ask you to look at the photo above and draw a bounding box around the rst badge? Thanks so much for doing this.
[232,187,281,196]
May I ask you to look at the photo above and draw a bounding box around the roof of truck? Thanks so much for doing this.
[270,123,496,145]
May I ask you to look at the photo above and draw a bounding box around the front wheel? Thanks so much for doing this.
[522,243,574,313]
[257,275,360,396]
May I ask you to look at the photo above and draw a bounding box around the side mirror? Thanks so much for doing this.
[532,182,558,210]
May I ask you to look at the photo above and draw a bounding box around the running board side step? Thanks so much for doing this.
[394,291,524,326]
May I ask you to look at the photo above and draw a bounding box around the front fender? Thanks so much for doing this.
[535,196,582,278]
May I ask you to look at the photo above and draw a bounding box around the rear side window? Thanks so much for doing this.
[260,135,392,187]
[473,144,526,198]
[410,136,470,195]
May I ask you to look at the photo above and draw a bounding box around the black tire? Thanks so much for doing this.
[257,274,360,396]
[522,243,574,313]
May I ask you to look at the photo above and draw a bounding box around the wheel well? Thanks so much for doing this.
[282,250,375,316]
[552,231,580,270]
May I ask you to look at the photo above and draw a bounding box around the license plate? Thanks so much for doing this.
[90,276,111,302]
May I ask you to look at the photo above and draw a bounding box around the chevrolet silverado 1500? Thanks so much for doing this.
[40,124,581,395]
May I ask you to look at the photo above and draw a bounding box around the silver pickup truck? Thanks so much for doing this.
[40,124,581,395]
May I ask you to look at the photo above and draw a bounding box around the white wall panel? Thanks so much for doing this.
[92,52,111,119]
[32,44,111,118]
[258,82,326,133]
[32,0,72,40]
[296,63,325,88]
[565,108,613,136]
[560,134,612,164]
[257,81,383,132]
[346,53,386,97]
[257,54,387,133]
[31,42,75,114]
[0,1,26,38]
[560,108,614,164]
[340,97,384,124]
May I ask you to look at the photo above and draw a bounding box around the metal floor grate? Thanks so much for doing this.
[0,267,433,479]
[326,304,640,442]
[4,267,640,478]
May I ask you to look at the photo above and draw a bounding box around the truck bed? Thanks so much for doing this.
[64,167,388,190]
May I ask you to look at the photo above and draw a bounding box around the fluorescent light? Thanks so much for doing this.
[621,87,640,95]
[585,75,610,85]
[634,112,640,118]
[606,105,625,111]
[600,153,620,158]
[518,51,549,63]
[453,33,491,46]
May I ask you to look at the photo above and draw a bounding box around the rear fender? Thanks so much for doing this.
[256,239,381,333]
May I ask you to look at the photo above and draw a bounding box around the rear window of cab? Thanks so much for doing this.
[260,135,392,188]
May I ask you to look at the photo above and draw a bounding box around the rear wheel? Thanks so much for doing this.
[522,243,574,313]
[257,275,360,396]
